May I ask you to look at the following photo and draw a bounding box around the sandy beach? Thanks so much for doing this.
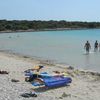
[0,51,100,100]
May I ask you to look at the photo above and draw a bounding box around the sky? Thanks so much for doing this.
[0,0,100,22]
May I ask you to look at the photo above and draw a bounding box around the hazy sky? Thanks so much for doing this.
[0,0,100,22]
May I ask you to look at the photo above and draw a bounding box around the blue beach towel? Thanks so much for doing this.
[43,76,72,88]
[31,76,72,88]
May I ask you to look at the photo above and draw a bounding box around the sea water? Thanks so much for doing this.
[0,29,100,72]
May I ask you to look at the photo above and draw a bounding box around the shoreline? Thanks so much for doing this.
[0,49,100,73]
[0,28,99,34]
[0,50,65,67]
[0,49,100,74]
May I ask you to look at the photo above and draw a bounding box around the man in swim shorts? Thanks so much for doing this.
[84,41,91,54]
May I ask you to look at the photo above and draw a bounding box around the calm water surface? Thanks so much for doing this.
[0,29,100,72]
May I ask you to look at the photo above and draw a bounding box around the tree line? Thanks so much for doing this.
[0,20,100,31]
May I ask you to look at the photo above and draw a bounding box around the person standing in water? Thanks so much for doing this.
[84,41,91,54]
[94,40,98,52]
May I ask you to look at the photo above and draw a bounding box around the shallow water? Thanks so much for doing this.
[0,29,100,72]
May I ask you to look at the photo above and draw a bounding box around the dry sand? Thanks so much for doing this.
[0,51,100,100]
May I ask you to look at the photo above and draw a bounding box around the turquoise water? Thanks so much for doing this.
[0,29,100,72]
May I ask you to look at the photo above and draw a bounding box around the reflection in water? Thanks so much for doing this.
[84,54,90,70]
[83,51,100,72]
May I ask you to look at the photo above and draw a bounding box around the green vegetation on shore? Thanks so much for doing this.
[0,20,100,32]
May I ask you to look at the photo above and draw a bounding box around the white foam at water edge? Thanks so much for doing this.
[83,51,94,55]
[89,51,94,54]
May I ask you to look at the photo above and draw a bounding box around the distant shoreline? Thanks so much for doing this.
[0,28,98,34]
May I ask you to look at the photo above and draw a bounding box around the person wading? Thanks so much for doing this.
[94,40,98,52]
[84,41,91,54]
